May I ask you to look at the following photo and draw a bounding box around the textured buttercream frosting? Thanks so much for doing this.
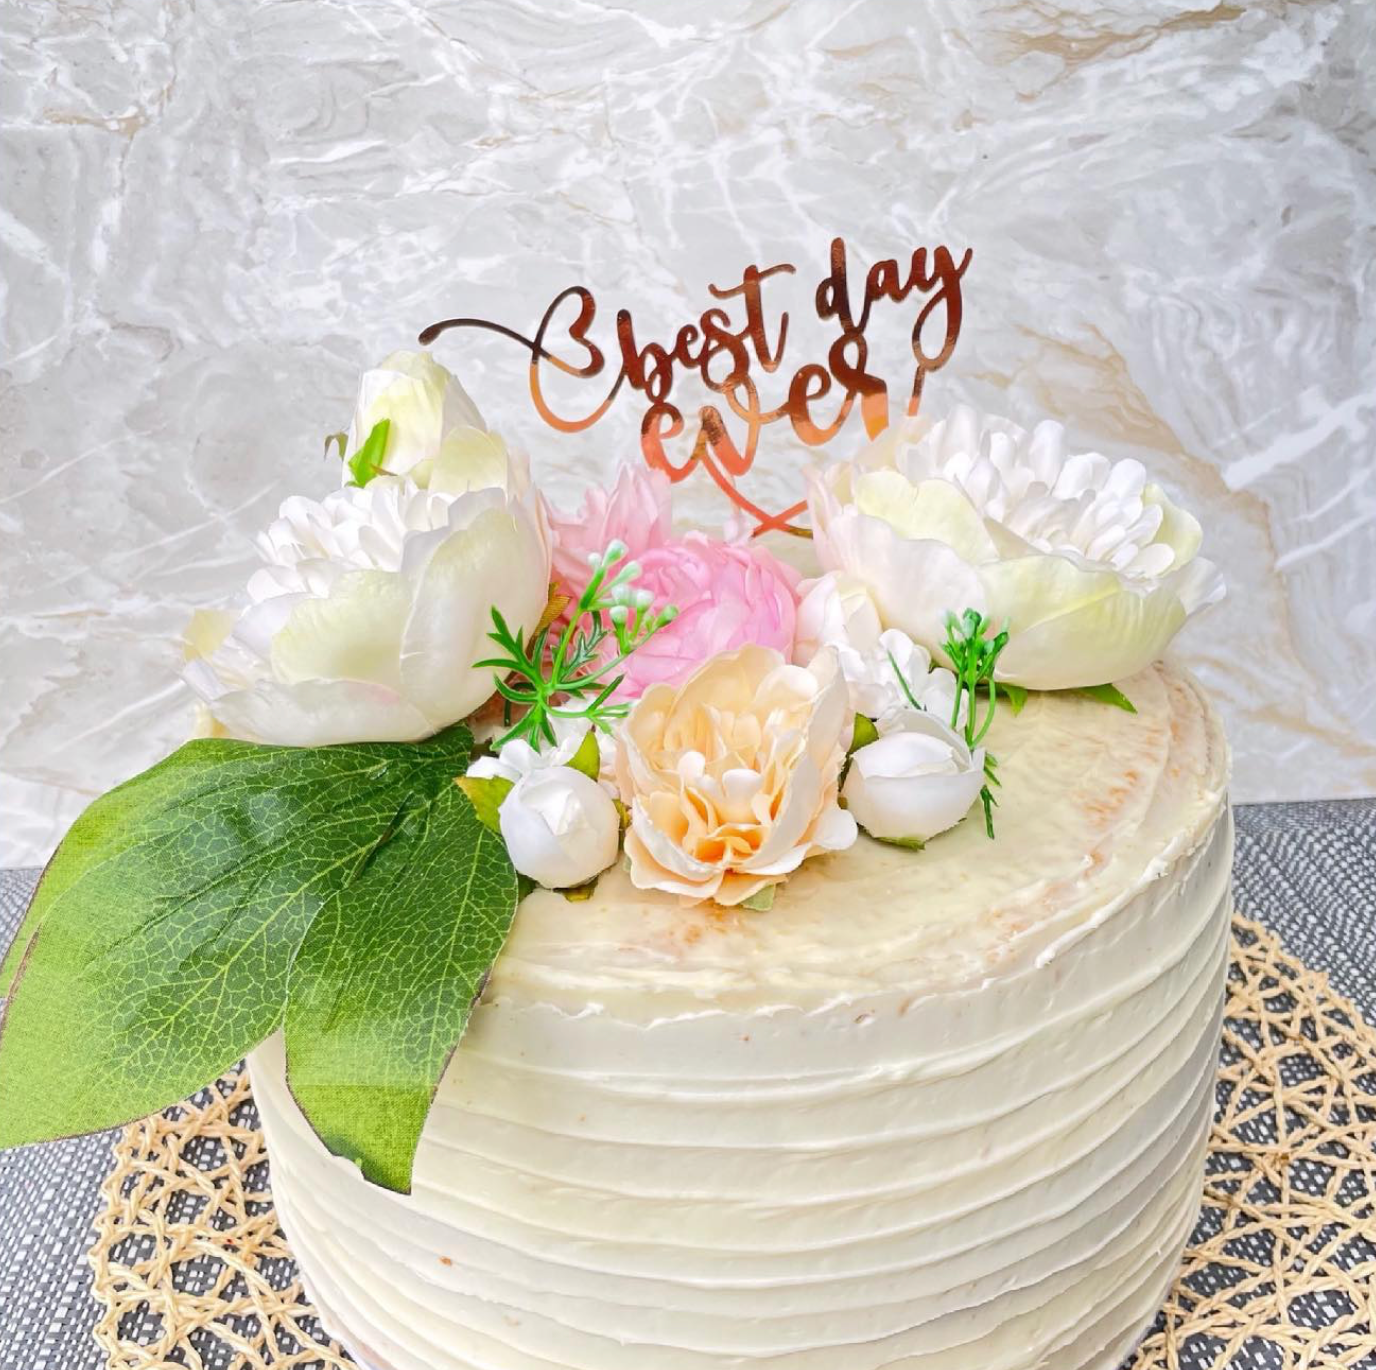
[250,658,1231,1370]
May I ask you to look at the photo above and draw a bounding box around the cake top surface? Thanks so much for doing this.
[494,657,1228,1013]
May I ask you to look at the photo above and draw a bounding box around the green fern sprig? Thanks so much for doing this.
[941,609,1010,839]
[477,541,677,750]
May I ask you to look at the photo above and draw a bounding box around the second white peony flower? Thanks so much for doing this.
[808,405,1224,690]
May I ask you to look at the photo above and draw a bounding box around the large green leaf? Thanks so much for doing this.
[0,726,474,1149]
[284,782,518,1192]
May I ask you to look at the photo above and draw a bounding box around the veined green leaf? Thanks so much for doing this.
[0,726,473,1150]
[1077,682,1137,714]
[284,782,518,1193]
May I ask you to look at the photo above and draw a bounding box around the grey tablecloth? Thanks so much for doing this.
[1,799,1374,1370]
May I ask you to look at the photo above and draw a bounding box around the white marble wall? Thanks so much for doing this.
[4,0,1374,864]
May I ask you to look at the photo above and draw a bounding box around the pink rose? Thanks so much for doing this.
[549,464,673,605]
[614,532,800,698]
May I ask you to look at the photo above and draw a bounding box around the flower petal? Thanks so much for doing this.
[400,504,549,728]
[984,555,1190,689]
[209,678,433,747]
[270,569,411,690]
[852,472,998,564]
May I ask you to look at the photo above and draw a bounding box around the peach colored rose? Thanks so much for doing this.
[615,645,856,907]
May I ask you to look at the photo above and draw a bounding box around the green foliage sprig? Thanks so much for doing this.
[478,541,677,750]
[942,609,1009,839]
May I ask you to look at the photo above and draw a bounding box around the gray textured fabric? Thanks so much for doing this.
[0,798,1372,1370]
[0,869,113,1370]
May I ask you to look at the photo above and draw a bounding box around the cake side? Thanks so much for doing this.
[249,659,1231,1370]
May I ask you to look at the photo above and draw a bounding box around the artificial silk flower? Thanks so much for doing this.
[345,350,486,486]
[793,571,883,666]
[838,628,963,736]
[183,432,550,747]
[793,574,960,733]
[807,405,1224,690]
[497,766,622,890]
[616,645,857,907]
[467,716,616,789]
[842,711,985,845]
[547,463,674,607]
[612,533,800,699]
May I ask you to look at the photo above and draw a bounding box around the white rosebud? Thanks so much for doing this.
[793,571,883,666]
[346,350,487,486]
[498,767,621,890]
[842,712,985,844]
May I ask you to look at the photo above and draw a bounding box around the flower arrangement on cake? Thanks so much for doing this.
[0,348,1222,1202]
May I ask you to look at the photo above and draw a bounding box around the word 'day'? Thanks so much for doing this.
[420,237,972,533]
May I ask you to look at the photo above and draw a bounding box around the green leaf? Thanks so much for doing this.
[849,714,879,754]
[566,729,602,782]
[346,418,391,487]
[740,883,776,911]
[0,726,472,1150]
[873,833,927,851]
[283,782,518,1193]
[455,774,513,835]
[1077,682,1137,714]
[1000,682,1028,715]
[560,876,600,902]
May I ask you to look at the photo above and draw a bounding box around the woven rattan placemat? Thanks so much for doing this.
[87,914,1376,1370]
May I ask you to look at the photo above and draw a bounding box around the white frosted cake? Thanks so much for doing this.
[0,346,1231,1370]
[250,658,1230,1370]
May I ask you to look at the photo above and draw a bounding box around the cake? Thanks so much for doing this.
[249,659,1231,1370]
[0,332,1231,1370]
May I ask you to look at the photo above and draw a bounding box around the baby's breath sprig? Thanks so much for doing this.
[942,609,1010,839]
[477,541,677,750]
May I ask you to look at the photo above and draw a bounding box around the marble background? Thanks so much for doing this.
[3,0,1374,865]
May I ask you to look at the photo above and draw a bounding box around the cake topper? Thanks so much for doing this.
[420,237,972,534]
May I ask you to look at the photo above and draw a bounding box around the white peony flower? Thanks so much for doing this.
[843,711,985,844]
[793,571,883,665]
[183,430,550,747]
[497,767,622,890]
[467,717,616,790]
[346,350,487,485]
[808,405,1224,690]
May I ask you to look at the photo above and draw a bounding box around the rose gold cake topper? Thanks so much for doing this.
[420,237,972,535]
